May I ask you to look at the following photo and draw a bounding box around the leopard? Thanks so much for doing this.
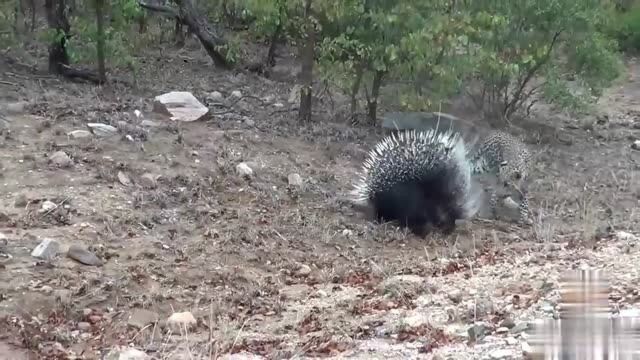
[469,130,533,225]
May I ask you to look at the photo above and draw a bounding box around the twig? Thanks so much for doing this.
[0,80,18,86]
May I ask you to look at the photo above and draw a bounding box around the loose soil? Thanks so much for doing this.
[0,43,639,360]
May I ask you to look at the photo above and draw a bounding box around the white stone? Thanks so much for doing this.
[31,238,60,260]
[153,91,209,122]
[87,123,118,137]
[236,162,253,177]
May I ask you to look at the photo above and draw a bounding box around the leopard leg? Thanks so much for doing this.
[517,194,532,225]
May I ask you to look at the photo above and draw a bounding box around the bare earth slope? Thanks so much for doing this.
[0,50,639,359]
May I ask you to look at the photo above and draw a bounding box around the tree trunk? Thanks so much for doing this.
[174,18,185,45]
[265,20,281,67]
[298,0,314,123]
[367,70,384,125]
[349,62,364,118]
[45,0,71,74]
[95,0,106,83]
[29,0,36,32]
[45,0,102,83]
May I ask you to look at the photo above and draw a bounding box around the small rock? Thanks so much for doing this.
[521,341,533,357]
[495,327,509,334]
[77,322,91,331]
[288,85,301,104]
[118,171,132,186]
[244,118,255,127]
[105,346,150,360]
[4,101,27,114]
[31,238,60,260]
[40,285,53,294]
[83,308,93,317]
[632,140,640,151]
[500,316,516,329]
[342,229,353,237]
[490,349,514,359]
[236,162,253,177]
[87,123,118,137]
[510,322,530,334]
[140,120,159,127]
[208,91,224,102]
[54,289,72,305]
[273,102,284,108]
[67,245,103,266]
[68,130,93,139]
[166,311,197,332]
[39,200,57,213]
[230,90,242,98]
[505,337,518,345]
[138,173,158,189]
[617,231,639,242]
[467,323,488,342]
[448,290,463,304]
[49,151,73,168]
[287,173,303,187]
[467,297,494,319]
[296,264,312,277]
[14,193,28,208]
[502,197,519,209]
[127,309,160,329]
[541,302,554,313]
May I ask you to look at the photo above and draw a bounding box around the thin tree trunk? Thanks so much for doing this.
[298,0,314,122]
[349,61,364,118]
[29,0,36,32]
[367,70,385,125]
[95,0,106,82]
[265,20,281,67]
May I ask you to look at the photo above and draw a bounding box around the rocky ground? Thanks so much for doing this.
[0,43,639,360]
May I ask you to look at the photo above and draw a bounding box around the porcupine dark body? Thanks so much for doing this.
[352,129,480,236]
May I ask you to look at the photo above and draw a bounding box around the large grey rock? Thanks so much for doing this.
[153,91,209,122]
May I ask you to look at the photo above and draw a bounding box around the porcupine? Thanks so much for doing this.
[351,129,481,236]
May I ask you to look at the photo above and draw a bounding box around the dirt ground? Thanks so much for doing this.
[0,40,639,360]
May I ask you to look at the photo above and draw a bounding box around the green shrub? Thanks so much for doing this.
[607,7,640,52]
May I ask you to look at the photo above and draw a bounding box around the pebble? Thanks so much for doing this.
[489,349,514,359]
[448,290,463,304]
[49,151,73,168]
[166,311,197,332]
[68,130,93,139]
[208,91,223,101]
[230,90,242,98]
[510,322,530,334]
[273,102,284,108]
[118,171,132,186]
[77,322,91,331]
[14,193,28,207]
[39,200,57,213]
[632,140,640,151]
[105,346,150,360]
[287,173,303,187]
[296,264,312,277]
[138,173,158,189]
[468,323,488,342]
[67,245,103,266]
[495,327,509,334]
[127,309,160,329]
[236,162,253,177]
[87,123,118,137]
[31,238,60,260]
